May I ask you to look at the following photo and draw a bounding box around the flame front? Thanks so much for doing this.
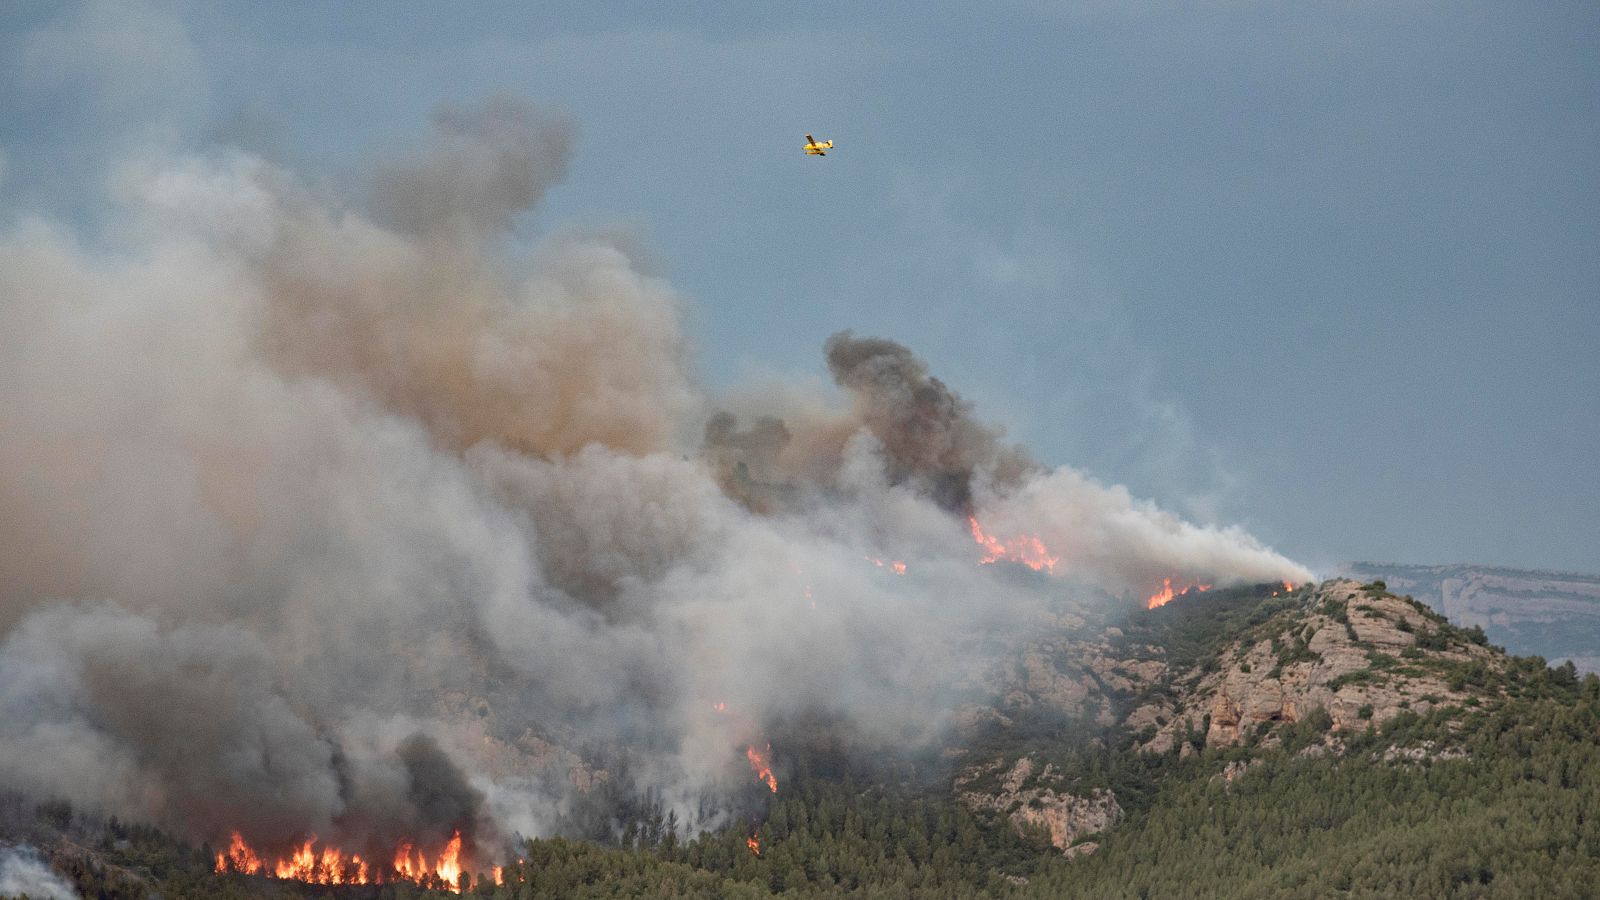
[747,834,761,855]
[217,831,463,892]
[272,837,368,885]
[216,831,262,875]
[435,830,462,888]
[967,516,1059,574]
[746,743,778,792]
[1146,578,1211,609]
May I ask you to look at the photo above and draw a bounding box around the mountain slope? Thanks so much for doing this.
[6,579,1599,899]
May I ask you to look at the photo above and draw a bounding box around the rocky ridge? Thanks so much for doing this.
[956,578,1508,854]
[1132,579,1501,754]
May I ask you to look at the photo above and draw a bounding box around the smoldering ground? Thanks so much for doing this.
[0,98,1310,863]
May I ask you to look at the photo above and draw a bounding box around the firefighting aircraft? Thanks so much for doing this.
[803,134,834,156]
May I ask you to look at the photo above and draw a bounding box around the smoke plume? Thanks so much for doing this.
[0,846,80,900]
[0,97,1310,866]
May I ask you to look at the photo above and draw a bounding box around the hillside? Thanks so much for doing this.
[1345,563,1600,673]
[6,579,1599,899]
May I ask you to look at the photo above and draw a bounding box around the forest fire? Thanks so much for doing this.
[1145,578,1211,609]
[747,834,762,855]
[275,837,368,884]
[215,830,466,892]
[966,516,1060,574]
[746,743,778,792]
[866,556,907,575]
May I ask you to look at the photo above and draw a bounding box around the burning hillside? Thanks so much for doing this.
[214,830,464,891]
[0,98,1310,872]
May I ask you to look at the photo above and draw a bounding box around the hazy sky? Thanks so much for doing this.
[3,1,1596,575]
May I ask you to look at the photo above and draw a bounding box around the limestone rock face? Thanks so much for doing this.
[952,578,1506,853]
[957,757,1122,854]
[1135,580,1501,753]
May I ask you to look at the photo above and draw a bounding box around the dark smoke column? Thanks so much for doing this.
[825,331,1033,512]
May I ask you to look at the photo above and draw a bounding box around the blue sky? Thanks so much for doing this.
[3,1,1597,574]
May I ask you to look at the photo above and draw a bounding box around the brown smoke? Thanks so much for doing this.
[0,96,1310,864]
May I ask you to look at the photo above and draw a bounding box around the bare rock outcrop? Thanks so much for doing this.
[1135,580,1502,753]
[957,757,1122,854]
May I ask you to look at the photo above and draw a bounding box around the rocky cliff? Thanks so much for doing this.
[956,756,1122,856]
[1132,579,1500,754]
[955,578,1513,855]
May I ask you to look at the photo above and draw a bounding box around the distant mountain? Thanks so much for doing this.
[1343,562,1600,673]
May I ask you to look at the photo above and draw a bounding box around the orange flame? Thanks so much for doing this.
[269,837,369,885]
[747,834,761,855]
[745,743,777,792]
[967,516,1059,574]
[1146,578,1211,609]
[217,831,461,892]
[435,830,462,889]
[865,556,908,575]
[713,701,728,713]
[216,831,263,875]
[492,859,524,887]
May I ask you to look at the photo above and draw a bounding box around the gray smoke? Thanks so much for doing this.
[824,330,1035,512]
[0,96,1310,868]
[372,96,575,242]
[0,846,79,900]
[703,332,1038,515]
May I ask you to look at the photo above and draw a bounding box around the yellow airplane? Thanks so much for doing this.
[804,134,834,156]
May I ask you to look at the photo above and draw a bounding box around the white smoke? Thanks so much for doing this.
[0,846,79,900]
[0,97,1308,866]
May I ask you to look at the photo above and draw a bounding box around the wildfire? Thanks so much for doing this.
[395,830,461,888]
[747,834,761,855]
[215,830,464,892]
[865,556,908,575]
[273,837,368,885]
[1145,578,1211,609]
[713,701,728,713]
[491,859,524,887]
[217,831,262,875]
[967,516,1059,574]
[745,743,778,792]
